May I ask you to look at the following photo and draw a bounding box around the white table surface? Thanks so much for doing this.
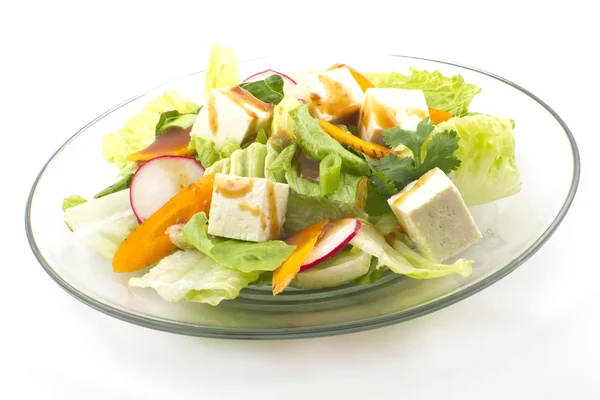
[3,1,598,398]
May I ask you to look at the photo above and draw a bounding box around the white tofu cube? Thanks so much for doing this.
[358,88,429,145]
[191,86,274,149]
[388,168,481,262]
[208,173,289,242]
[292,68,364,123]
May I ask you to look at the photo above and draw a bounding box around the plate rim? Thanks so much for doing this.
[25,54,581,340]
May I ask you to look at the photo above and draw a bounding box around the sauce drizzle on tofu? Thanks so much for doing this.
[266,180,279,238]
[221,86,274,139]
[215,177,254,198]
[207,92,219,135]
[238,202,261,216]
[310,75,360,122]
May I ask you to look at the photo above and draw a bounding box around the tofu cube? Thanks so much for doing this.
[191,86,274,150]
[292,68,364,123]
[208,173,289,242]
[358,88,429,145]
[388,168,481,262]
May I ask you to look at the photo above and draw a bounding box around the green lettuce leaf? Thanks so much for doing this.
[64,190,138,259]
[102,91,198,169]
[93,173,134,199]
[128,250,259,306]
[289,104,370,176]
[62,195,87,211]
[239,75,285,105]
[219,139,242,158]
[188,136,220,168]
[285,192,367,233]
[205,43,240,97]
[271,96,302,138]
[268,144,366,204]
[155,111,198,137]
[179,213,295,273]
[365,68,481,117]
[204,142,269,178]
[350,223,472,279]
[319,153,342,196]
[435,115,521,205]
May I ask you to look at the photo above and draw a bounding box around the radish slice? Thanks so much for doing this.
[130,156,204,222]
[300,218,361,271]
[242,69,297,93]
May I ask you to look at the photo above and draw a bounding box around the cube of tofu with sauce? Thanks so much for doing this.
[388,168,481,262]
[208,173,289,242]
[359,88,429,145]
[292,68,364,124]
[191,86,274,150]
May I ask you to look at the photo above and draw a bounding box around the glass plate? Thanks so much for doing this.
[26,55,580,339]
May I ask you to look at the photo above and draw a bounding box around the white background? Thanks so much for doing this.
[3,1,598,398]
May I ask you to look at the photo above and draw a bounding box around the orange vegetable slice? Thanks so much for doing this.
[326,64,375,92]
[318,119,392,158]
[272,219,331,295]
[112,173,215,273]
[428,108,454,125]
[127,127,196,162]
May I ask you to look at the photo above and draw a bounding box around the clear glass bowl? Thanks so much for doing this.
[26,55,580,339]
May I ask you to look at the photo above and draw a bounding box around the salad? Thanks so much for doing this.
[62,44,521,306]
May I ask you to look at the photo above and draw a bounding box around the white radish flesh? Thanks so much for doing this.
[300,218,361,271]
[242,69,297,93]
[130,156,204,222]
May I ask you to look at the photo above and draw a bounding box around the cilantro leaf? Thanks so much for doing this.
[420,129,461,174]
[370,171,398,197]
[370,154,419,189]
[382,117,435,163]
[368,117,461,196]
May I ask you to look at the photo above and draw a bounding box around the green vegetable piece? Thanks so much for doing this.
[435,114,521,205]
[205,44,239,97]
[179,213,295,273]
[239,75,285,105]
[155,111,197,137]
[62,195,87,211]
[289,104,370,176]
[128,250,260,306]
[188,136,220,168]
[219,139,242,158]
[93,173,133,199]
[319,153,342,196]
[365,68,481,117]
[255,129,268,145]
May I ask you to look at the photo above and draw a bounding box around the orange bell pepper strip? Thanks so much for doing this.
[318,119,392,158]
[127,128,196,162]
[428,108,454,125]
[326,64,375,93]
[112,173,215,273]
[272,219,331,295]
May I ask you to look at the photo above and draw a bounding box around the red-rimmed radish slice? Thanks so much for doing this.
[298,98,307,104]
[242,69,297,93]
[130,156,204,222]
[300,218,361,271]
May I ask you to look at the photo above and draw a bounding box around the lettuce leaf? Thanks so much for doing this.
[289,104,370,176]
[93,173,133,199]
[350,223,472,279]
[64,190,138,259]
[205,43,240,97]
[239,75,284,105]
[188,135,220,168]
[435,115,521,205]
[271,96,302,138]
[102,91,198,169]
[268,144,367,204]
[177,213,295,273]
[62,195,87,211]
[285,192,367,233]
[365,68,481,117]
[128,250,259,306]
[204,142,269,178]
